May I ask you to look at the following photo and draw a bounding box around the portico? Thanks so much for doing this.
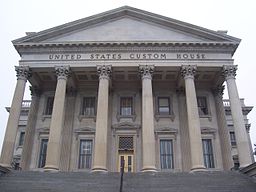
[0,6,254,172]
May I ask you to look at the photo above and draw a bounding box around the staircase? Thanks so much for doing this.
[0,171,255,192]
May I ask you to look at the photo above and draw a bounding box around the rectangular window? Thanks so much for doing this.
[120,97,133,116]
[160,140,174,169]
[18,132,25,146]
[78,140,93,169]
[197,97,208,115]
[202,139,215,168]
[81,97,96,116]
[158,97,170,114]
[229,132,237,146]
[38,139,48,168]
[45,97,54,115]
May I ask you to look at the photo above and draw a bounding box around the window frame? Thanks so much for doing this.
[120,97,133,116]
[154,94,174,121]
[78,139,93,170]
[116,93,136,122]
[38,138,48,168]
[229,132,237,147]
[78,94,97,121]
[18,131,25,146]
[202,139,215,169]
[159,139,174,170]
[44,96,54,115]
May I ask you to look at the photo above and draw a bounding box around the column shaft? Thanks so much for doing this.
[213,85,233,170]
[223,65,252,167]
[44,66,70,171]
[181,65,205,171]
[0,66,31,168]
[92,65,111,172]
[139,65,157,172]
[20,86,40,170]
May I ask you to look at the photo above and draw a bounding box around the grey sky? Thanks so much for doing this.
[0,0,255,154]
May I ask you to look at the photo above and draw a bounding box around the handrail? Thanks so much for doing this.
[119,159,125,192]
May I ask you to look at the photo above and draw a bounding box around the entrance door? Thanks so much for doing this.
[118,152,134,172]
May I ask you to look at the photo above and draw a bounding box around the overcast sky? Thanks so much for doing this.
[0,0,255,155]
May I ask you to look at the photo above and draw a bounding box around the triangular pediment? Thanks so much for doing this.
[13,6,240,45]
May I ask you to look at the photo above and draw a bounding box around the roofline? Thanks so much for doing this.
[12,6,241,45]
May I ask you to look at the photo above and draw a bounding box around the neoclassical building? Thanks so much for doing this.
[0,6,254,172]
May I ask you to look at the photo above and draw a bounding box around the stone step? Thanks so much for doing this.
[0,171,255,192]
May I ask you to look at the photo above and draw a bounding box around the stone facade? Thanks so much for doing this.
[0,6,254,172]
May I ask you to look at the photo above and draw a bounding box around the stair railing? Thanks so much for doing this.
[119,159,125,192]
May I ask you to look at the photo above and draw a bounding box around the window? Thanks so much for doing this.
[230,132,237,146]
[78,140,93,169]
[158,97,170,115]
[38,139,48,168]
[197,97,208,115]
[81,97,96,116]
[18,132,25,146]
[45,97,54,115]
[202,139,215,168]
[160,140,174,169]
[120,97,133,116]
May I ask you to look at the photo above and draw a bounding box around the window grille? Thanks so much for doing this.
[230,132,237,146]
[119,137,133,150]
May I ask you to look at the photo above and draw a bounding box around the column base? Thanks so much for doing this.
[0,163,12,169]
[91,166,108,173]
[43,165,59,172]
[190,165,206,172]
[141,166,158,172]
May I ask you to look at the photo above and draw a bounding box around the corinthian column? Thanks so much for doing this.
[223,65,252,167]
[213,85,233,170]
[0,66,31,168]
[20,86,40,170]
[139,65,157,172]
[44,65,70,171]
[181,65,205,171]
[92,65,111,172]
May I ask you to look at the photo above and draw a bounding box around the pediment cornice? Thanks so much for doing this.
[12,6,240,46]
[15,41,238,55]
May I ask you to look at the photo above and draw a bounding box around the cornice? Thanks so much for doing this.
[14,41,238,55]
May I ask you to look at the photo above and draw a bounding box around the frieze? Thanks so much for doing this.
[47,52,207,61]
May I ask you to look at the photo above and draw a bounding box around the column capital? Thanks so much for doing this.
[212,85,225,98]
[97,65,112,80]
[181,65,197,79]
[139,65,154,80]
[222,65,237,80]
[29,86,41,97]
[55,65,71,80]
[15,66,31,81]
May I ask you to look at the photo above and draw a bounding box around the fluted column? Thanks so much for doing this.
[20,86,40,170]
[223,65,252,167]
[181,65,206,171]
[44,65,70,171]
[213,85,233,170]
[0,66,31,168]
[92,65,111,172]
[139,65,157,172]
